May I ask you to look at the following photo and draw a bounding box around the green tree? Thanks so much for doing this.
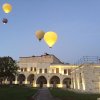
[0,56,19,85]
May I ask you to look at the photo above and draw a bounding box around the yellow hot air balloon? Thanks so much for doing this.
[35,30,45,41]
[44,31,58,48]
[2,3,12,13]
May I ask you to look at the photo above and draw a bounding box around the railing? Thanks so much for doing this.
[74,56,100,66]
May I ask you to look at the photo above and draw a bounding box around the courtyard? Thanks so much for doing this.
[0,85,100,100]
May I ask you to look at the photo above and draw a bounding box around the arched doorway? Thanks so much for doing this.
[27,74,34,85]
[63,78,71,88]
[50,76,60,88]
[17,74,25,85]
[7,75,15,85]
[36,76,47,88]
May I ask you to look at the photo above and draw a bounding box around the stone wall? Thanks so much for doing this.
[71,63,100,93]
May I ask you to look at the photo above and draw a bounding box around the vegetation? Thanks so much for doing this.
[0,85,37,100]
[0,56,18,85]
[50,88,100,100]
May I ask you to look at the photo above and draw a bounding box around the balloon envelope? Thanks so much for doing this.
[2,18,8,24]
[35,30,45,41]
[2,3,12,13]
[44,31,58,48]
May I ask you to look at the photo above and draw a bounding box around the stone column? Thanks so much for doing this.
[42,69,44,74]
[4,78,7,84]
[67,69,68,75]
[47,79,50,87]
[33,80,37,87]
[54,68,56,73]
[25,76,28,84]
[15,76,18,84]
[59,78,63,88]
[33,75,37,87]
[62,69,64,75]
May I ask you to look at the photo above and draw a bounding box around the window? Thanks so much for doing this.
[68,69,71,75]
[24,68,27,72]
[64,69,67,74]
[79,73,82,83]
[34,67,36,72]
[39,69,42,73]
[21,68,23,72]
[30,67,33,71]
[56,68,59,73]
[44,69,47,73]
[52,69,54,73]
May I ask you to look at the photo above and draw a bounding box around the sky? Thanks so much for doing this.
[0,0,100,63]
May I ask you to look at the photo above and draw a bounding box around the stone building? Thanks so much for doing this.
[17,53,77,88]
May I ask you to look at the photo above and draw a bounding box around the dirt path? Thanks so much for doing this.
[33,88,56,100]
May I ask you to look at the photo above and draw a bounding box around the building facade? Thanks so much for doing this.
[17,53,77,88]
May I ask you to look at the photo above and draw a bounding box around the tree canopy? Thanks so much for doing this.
[0,56,18,84]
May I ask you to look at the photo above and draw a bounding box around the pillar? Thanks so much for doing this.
[25,77,27,84]
[59,78,63,88]
[15,76,18,84]
[47,80,50,87]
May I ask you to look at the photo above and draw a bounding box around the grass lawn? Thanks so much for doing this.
[50,88,100,100]
[0,85,37,100]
